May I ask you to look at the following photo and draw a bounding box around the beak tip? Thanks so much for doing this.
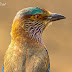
[64,16,66,19]
[61,15,66,19]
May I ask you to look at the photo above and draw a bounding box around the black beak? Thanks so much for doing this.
[47,13,66,22]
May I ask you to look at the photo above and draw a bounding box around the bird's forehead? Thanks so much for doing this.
[14,7,49,20]
[18,7,43,15]
[24,7,43,15]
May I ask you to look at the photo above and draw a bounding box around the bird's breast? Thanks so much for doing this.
[4,42,49,72]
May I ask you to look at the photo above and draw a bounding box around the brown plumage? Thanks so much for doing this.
[3,7,65,72]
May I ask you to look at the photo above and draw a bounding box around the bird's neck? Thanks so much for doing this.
[24,26,43,44]
[11,20,44,45]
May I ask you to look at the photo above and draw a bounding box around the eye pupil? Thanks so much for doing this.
[36,15,39,18]
[37,15,39,18]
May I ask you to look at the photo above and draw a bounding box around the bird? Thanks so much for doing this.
[2,7,65,72]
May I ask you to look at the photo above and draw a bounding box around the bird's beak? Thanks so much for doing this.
[47,13,66,22]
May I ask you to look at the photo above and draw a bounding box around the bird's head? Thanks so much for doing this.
[11,7,65,42]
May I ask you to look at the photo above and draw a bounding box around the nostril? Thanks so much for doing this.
[47,17,52,19]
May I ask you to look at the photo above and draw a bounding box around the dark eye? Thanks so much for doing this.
[35,15,40,18]
[37,15,39,18]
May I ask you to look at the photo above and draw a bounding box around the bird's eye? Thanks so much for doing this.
[35,14,40,19]
[36,15,39,18]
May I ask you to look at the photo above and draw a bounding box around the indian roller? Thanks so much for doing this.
[2,7,65,72]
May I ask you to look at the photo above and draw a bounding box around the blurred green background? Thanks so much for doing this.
[0,0,72,72]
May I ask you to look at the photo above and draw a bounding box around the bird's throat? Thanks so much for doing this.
[11,19,44,45]
[11,25,43,45]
